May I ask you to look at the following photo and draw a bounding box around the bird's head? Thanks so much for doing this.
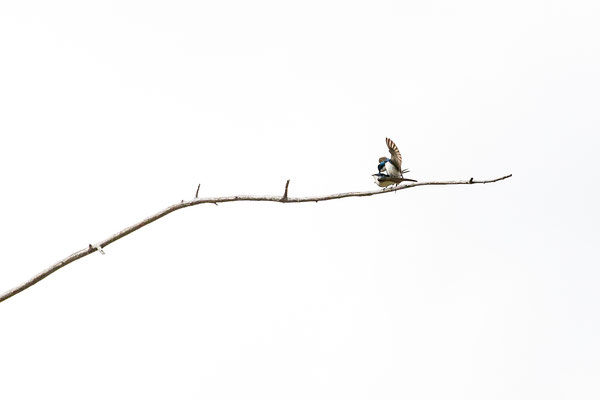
[377,157,389,172]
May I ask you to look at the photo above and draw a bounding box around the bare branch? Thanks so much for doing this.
[195,184,201,198]
[0,174,511,304]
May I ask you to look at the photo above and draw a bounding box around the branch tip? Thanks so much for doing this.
[195,184,201,198]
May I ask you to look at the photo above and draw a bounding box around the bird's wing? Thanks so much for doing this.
[386,138,402,170]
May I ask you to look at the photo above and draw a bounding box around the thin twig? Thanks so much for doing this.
[0,174,511,304]
[281,179,290,202]
[195,184,201,198]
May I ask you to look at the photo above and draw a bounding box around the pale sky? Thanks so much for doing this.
[1,1,599,399]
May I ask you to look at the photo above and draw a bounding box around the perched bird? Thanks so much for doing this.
[374,138,416,189]
[378,137,410,178]
[372,173,416,189]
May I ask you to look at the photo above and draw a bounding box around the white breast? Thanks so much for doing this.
[384,161,401,177]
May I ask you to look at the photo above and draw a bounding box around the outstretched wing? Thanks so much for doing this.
[386,138,402,171]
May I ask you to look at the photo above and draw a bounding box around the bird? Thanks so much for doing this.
[373,138,416,189]
[378,137,410,178]
[372,173,416,189]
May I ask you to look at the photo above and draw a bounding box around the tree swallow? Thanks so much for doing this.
[373,138,416,189]
[378,137,410,178]
[372,173,416,189]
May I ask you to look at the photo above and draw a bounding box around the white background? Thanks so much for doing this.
[1,1,599,399]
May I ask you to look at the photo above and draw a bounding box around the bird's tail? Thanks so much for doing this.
[384,177,417,184]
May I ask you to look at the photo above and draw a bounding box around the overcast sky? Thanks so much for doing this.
[1,1,599,399]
